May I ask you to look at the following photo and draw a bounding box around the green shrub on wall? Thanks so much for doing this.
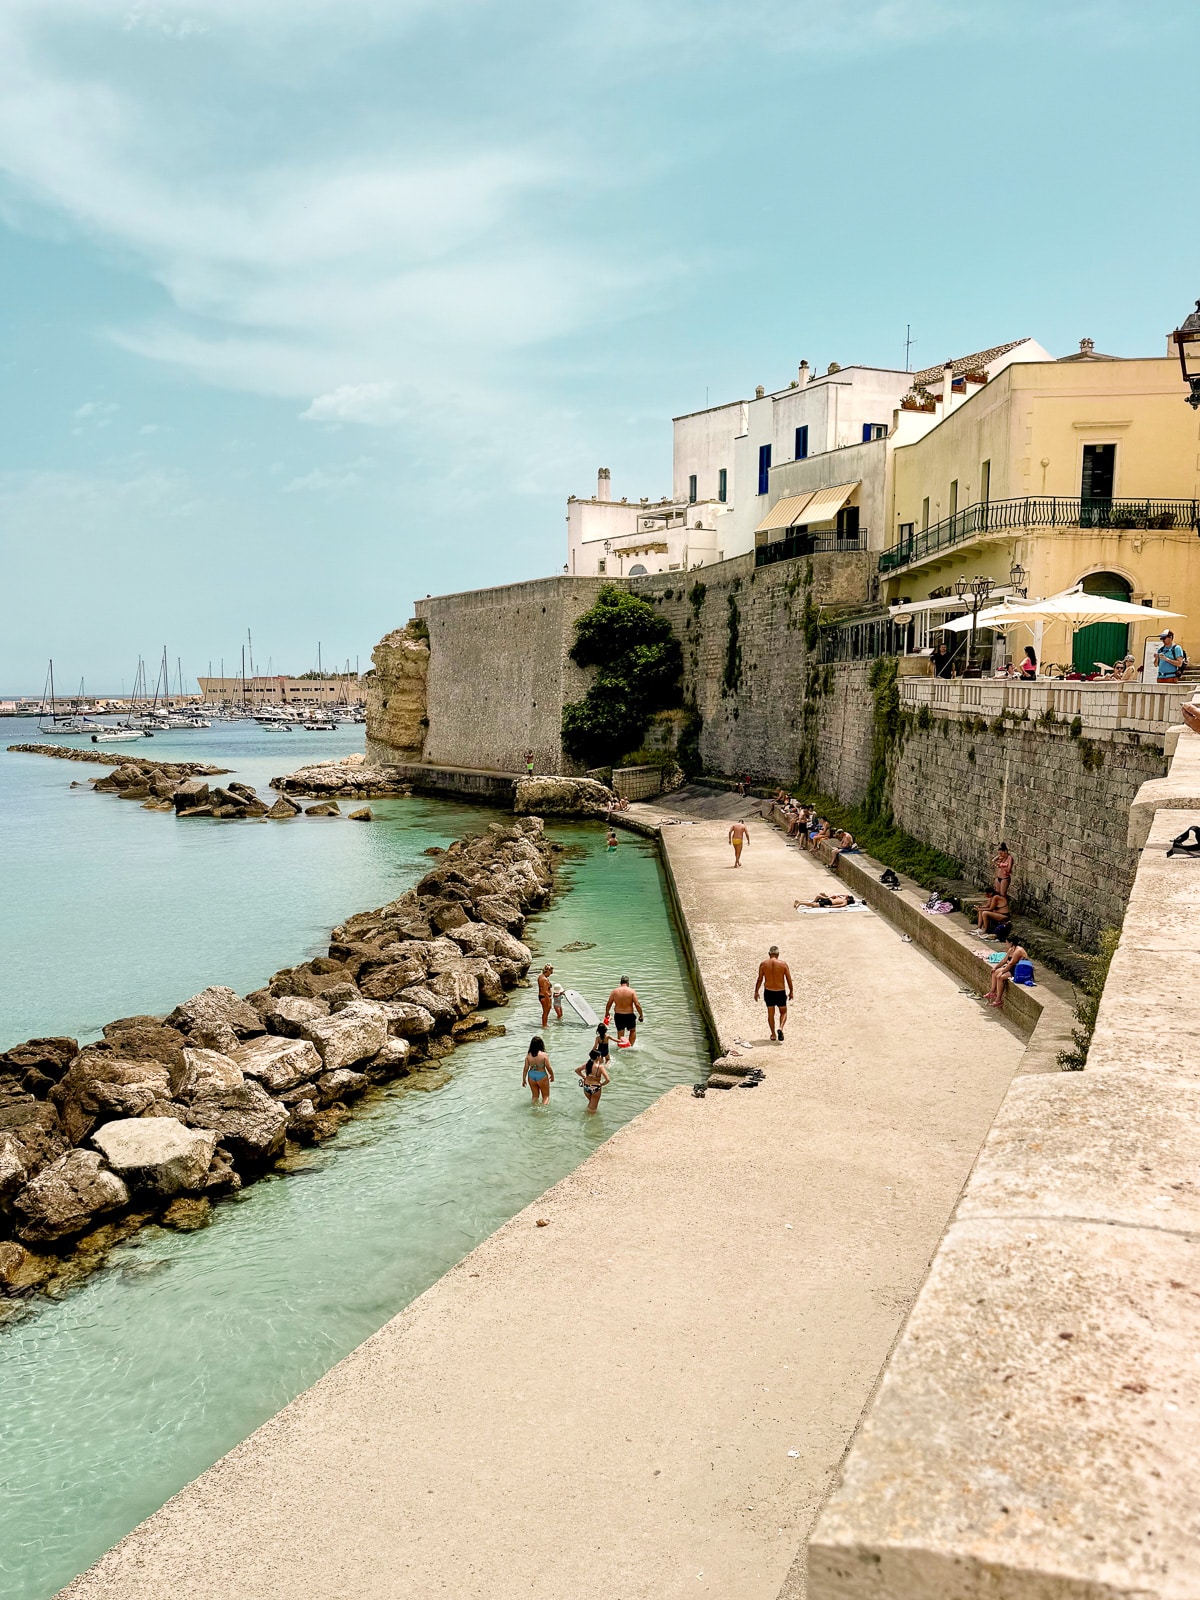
[561,585,683,766]
[1058,927,1120,1070]
[723,595,742,694]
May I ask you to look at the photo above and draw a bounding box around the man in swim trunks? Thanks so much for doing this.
[728,819,749,867]
[754,944,793,1043]
[604,976,644,1047]
[538,964,555,1028]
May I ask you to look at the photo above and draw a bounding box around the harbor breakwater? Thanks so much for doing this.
[0,819,559,1308]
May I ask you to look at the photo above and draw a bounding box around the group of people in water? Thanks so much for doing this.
[525,972,644,1110]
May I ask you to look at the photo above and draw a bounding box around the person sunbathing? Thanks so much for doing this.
[976,890,1011,935]
[986,935,1028,1009]
[795,894,857,908]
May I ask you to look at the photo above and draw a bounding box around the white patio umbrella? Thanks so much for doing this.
[939,602,1041,634]
[1013,592,1183,628]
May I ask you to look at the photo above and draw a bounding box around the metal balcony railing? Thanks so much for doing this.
[878,496,1200,574]
[756,529,867,567]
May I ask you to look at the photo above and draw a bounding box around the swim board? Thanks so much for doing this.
[562,989,600,1027]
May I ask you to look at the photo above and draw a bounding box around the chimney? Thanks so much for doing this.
[597,467,611,502]
[797,360,809,387]
[942,360,954,410]
[1079,337,1095,357]
[755,385,765,399]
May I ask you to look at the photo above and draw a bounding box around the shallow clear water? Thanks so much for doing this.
[0,718,708,1599]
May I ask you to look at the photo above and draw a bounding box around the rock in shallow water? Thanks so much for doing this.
[182,1082,288,1165]
[15,1149,130,1243]
[299,1001,388,1071]
[90,1117,216,1198]
[167,986,265,1040]
[232,1035,322,1093]
[51,1055,173,1145]
[173,1047,245,1101]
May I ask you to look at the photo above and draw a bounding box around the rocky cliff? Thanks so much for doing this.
[365,622,429,767]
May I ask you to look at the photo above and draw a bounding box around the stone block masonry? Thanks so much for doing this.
[411,575,613,775]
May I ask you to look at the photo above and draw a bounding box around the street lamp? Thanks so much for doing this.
[1008,559,1026,597]
[954,573,995,675]
[1171,299,1200,409]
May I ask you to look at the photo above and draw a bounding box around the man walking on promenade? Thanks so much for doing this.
[604,976,644,1048]
[1155,630,1186,682]
[728,819,749,868]
[754,945,794,1043]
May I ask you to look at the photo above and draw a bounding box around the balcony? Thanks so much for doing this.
[756,529,868,567]
[879,496,1199,576]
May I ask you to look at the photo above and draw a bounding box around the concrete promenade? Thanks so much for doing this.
[60,803,1027,1600]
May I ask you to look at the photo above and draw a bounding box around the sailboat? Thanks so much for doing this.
[37,663,102,736]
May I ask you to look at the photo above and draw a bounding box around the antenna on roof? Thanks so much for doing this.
[904,324,916,372]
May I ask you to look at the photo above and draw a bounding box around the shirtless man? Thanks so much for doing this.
[728,819,750,868]
[604,976,644,1048]
[754,945,794,1043]
[537,964,555,1028]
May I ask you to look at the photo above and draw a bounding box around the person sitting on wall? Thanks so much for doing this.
[1113,654,1139,682]
[831,829,857,863]
[812,818,832,849]
[976,889,1011,937]
[985,935,1029,1009]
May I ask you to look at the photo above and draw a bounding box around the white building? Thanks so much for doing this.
[566,340,1053,576]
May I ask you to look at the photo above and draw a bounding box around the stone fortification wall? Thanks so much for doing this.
[629,551,871,779]
[411,575,612,775]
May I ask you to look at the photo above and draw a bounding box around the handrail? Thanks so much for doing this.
[879,495,1200,574]
[899,674,1185,735]
[757,529,867,566]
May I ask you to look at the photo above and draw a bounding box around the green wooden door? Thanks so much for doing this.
[1072,619,1128,673]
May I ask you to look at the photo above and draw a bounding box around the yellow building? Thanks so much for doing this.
[198,674,363,707]
[880,347,1200,672]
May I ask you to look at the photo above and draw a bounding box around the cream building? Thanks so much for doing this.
[565,469,723,577]
[880,344,1200,672]
[198,674,363,707]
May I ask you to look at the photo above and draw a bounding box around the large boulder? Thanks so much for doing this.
[397,985,458,1029]
[452,955,507,1007]
[474,895,525,935]
[14,1150,129,1243]
[425,964,480,1019]
[377,1001,435,1040]
[101,1018,188,1067]
[182,1082,288,1165]
[172,1047,246,1102]
[51,1055,172,1145]
[0,1132,27,1203]
[449,924,532,969]
[91,1118,216,1198]
[0,1037,78,1085]
[167,986,265,1040]
[315,1069,368,1107]
[0,1099,67,1181]
[364,1037,410,1079]
[298,1001,388,1072]
[172,778,210,813]
[257,994,331,1037]
[187,1021,240,1054]
[231,1035,322,1094]
[359,956,431,1001]
[265,796,301,820]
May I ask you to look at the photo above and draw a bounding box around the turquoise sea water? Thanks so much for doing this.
[0,719,708,1599]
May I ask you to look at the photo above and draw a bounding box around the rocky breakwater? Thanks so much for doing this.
[9,742,226,774]
[270,751,412,801]
[514,775,615,818]
[88,762,306,819]
[0,818,555,1308]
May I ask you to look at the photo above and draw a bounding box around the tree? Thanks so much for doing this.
[561,586,682,766]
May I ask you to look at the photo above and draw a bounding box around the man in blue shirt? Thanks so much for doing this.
[1155,630,1186,681]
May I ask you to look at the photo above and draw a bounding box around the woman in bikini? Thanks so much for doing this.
[522,1035,554,1104]
[992,843,1014,896]
[593,1021,611,1065]
[575,1048,610,1114]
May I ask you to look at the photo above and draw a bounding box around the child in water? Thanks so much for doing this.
[606,829,618,850]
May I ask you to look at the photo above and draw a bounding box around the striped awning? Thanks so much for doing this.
[753,492,816,533]
[794,482,858,523]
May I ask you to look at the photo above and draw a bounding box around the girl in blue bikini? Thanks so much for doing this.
[523,1036,554,1104]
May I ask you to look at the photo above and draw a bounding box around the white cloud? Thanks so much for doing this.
[282,462,367,493]
[74,399,119,420]
[300,383,406,427]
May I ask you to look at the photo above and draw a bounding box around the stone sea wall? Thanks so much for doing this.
[0,820,557,1308]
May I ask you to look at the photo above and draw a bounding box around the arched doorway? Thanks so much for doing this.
[627,564,648,576]
[1071,571,1131,673]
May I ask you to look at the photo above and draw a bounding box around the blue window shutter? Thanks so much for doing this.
[758,444,771,495]
[862,423,872,443]
[795,425,808,460]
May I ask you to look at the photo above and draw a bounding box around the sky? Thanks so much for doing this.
[1,0,1197,693]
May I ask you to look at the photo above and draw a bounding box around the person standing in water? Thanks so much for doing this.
[538,964,555,1028]
[522,1036,554,1104]
[728,819,749,868]
[593,1020,611,1063]
[754,944,794,1043]
[604,976,644,1048]
[576,1048,610,1113]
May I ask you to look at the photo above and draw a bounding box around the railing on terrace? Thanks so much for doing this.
[900,674,1187,736]
[819,614,909,662]
[756,529,868,566]
[879,496,1200,574]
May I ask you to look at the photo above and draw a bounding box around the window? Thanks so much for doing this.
[949,480,958,518]
[688,474,697,505]
[597,558,606,574]
[862,423,886,442]
[757,443,771,495]
[921,497,930,531]
[718,467,727,502]
[795,425,808,460]
[980,459,991,504]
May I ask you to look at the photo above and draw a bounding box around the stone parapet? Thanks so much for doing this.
[806,721,1200,1600]
[902,674,1184,738]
